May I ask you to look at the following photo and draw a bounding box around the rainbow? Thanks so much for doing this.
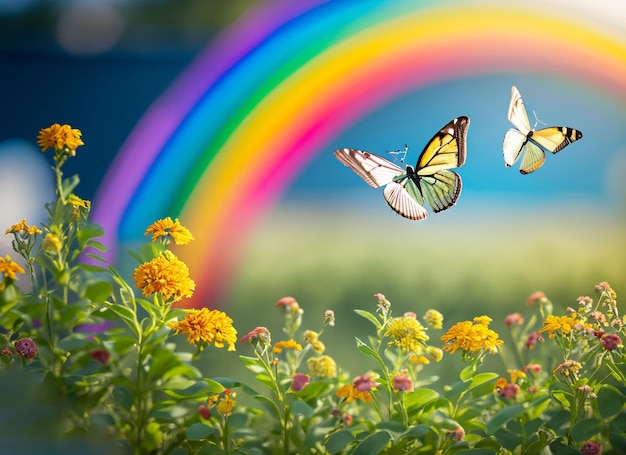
[92,0,626,308]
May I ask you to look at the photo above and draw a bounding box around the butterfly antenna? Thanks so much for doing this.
[387,144,408,164]
[532,110,547,129]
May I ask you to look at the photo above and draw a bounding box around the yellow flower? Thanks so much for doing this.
[307,355,337,378]
[133,250,195,301]
[37,123,84,153]
[42,233,62,255]
[385,315,429,353]
[272,339,302,354]
[539,314,579,339]
[216,390,236,416]
[167,307,237,351]
[423,309,444,329]
[303,330,318,344]
[0,255,25,280]
[440,316,503,355]
[335,383,374,404]
[68,194,91,217]
[6,218,42,235]
[144,217,194,245]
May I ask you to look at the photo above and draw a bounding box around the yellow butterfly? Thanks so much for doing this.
[334,116,469,220]
[503,85,582,174]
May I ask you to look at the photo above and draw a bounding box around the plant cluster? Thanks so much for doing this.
[0,125,625,454]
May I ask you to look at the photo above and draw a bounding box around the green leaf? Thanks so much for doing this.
[354,309,382,330]
[326,430,354,454]
[291,400,314,418]
[352,431,391,455]
[102,301,140,337]
[355,337,386,371]
[572,418,603,441]
[597,384,625,419]
[186,422,217,440]
[486,404,526,435]
[403,388,440,410]
[84,280,113,303]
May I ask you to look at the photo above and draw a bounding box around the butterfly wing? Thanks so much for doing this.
[508,85,531,135]
[531,127,583,154]
[333,148,404,188]
[412,116,469,213]
[383,180,429,220]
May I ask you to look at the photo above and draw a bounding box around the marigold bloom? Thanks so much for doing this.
[423,309,443,329]
[440,316,503,355]
[144,217,194,245]
[307,355,336,378]
[0,255,25,281]
[15,338,37,360]
[5,218,42,235]
[37,123,84,153]
[386,315,429,352]
[133,251,195,301]
[273,339,302,354]
[167,308,237,351]
[539,314,579,339]
[240,326,271,345]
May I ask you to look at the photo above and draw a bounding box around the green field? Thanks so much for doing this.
[203,200,625,383]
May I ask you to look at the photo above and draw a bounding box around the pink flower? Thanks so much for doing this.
[198,405,210,420]
[581,440,602,455]
[497,383,520,399]
[90,348,110,364]
[15,338,36,360]
[504,312,524,327]
[525,331,543,349]
[600,333,621,351]
[290,373,310,392]
[240,326,271,345]
[353,374,377,392]
[392,371,413,392]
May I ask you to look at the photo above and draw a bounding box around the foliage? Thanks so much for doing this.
[1,125,625,454]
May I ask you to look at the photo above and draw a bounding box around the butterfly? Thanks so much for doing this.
[503,85,583,174]
[334,116,469,220]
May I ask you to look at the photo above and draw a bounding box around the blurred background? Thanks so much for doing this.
[1,0,625,380]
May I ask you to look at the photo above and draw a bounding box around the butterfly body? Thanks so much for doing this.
[503,85,582,174]
[334,116,469,220]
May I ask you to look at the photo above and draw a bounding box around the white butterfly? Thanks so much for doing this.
[334,116,469,220]
[503,85,582,174]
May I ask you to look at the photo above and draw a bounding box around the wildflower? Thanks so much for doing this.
[5,218,42,235]
[276,296,301,315]
[310,340,326,354]
[553,360,582,378]
[423,309,443,329]
[323,309,335,327]
[198,405,210,420]
[290,373,310,392]
[0,255,25,281]
[426,346,443,362]
[526,291,547,306]
[504,312,524,327]
[240,327,271,345]
[408,354,430,364]
[167,308,237,351]
[307,355,337,378]
[353,373,378,392]
[373,292,391,317]
[600,333,622,351]
[90,349,110,364]
[448,427,465,442]
[590,311,607,326]
[68,194,91,218]
[594,281,616,299]
[144,217,194,245]
[440,316,503,355]
[303,330,318,344]
[578,384,597,399]
[273,339,302,354]
[1,348,12,356]
[580,440,602,455]
[523,363,542,374]
[577,296,593,311]
[341,413,352,426]
[392,369,413,392]
[540,314,579,338]
[386,315,429,353]
[15,338,37,360]
[525,331,544,349]
[336,383,374,403]
[216,390,235,416]
[41,233,62,255]
[497,382,520,399]
[133,250,195,301]
[37,123,84,154]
